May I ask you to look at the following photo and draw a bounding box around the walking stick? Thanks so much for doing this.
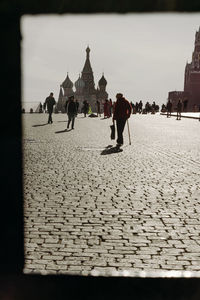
[127,119,131,145]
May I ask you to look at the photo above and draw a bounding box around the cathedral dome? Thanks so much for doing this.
[62,74,73,88]
[98,74,107,86]
[75,75,85,89]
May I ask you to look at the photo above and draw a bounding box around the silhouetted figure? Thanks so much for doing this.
[30,108,33,113]
[155,104,159,112]
[82,100,89,117]
[96,100,101,117]
[132,103,136,114]
[166,99,172,117]
[177,99,182,120]
[104,99,110,118]
[65,96,77,129]
[145,102,150,113]
[44,92,56,124]
[152,101,156,114]
[138,100,143,113]
[113,93,132,149]
[22,108,25,113]
[135,102,139,113]
[39,102,43,113]
[161,104,166,112]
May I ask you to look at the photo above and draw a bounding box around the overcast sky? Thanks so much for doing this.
[21,13,200,106]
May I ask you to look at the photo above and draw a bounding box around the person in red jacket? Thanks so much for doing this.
[113,93,132,148]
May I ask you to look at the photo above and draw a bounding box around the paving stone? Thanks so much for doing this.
[23,114,200,274]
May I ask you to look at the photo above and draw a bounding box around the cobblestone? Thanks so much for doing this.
[23,113,200,275]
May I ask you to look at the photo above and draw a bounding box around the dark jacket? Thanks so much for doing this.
[177,101,182,112]
[113,97,132,120]
[44,96,56,112]
[66,101,77,115]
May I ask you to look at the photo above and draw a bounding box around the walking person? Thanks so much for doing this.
[96,100,101,117]
[44,92,56,124]
[65,96,77,130]
[104,99,110,118]
[82,100,89,117]
[113,93,132,149]
[135,102,139,113]
[177,99,182,120]
[166,99,172,118]
[138,100,143,114]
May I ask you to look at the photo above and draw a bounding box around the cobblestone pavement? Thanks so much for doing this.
[23,113,200,275]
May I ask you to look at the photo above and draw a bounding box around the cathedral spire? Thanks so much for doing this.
[81,47,95,94]
[86,46,90,59]
[82,46,93,74]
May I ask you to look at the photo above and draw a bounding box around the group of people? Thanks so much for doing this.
[130,100,159,114]
[166,99,183,120]
[43,92,132,149]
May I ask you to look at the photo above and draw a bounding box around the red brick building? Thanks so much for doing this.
[168,28,200,112]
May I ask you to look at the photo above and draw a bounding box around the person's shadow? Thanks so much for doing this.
[100,145,123,155]
[55,129,72,134]
[32,123,48,127]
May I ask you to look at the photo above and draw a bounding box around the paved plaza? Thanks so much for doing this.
[23,113,200,275]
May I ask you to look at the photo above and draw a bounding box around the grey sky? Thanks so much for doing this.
[21,13,200,106]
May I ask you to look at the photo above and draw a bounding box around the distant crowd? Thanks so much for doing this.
[22,98,160,117]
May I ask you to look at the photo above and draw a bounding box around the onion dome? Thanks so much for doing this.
[98,73,107,86]
[75,75,85,89]
[62,73,73,88]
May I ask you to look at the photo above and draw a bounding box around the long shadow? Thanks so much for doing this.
[55,129,72,134]
[32,123,49,127]
[101,145,123,155]
[57,121,67,123]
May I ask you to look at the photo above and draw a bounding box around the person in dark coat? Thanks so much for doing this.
[44,92,56,123]
[65,96,77,129]
[82,100,89,117]
[113,93,132,149]
[96,100,101,117]
[138,100,143,113]
[135,102,139,113]
[104,99,110,118]
[166,99,172,117]
[177,99,182,120]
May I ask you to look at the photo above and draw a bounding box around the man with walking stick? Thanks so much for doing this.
[113,93,132,150]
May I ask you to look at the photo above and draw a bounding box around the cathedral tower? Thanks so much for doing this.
[184,27,200,111]
[81,47,96,96]
[97,73,108,102]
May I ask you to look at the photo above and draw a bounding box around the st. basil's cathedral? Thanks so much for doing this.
[57,47,108,112]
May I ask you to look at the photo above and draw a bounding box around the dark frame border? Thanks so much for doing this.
[1,1,200,299]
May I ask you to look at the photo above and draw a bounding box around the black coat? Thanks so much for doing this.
[44,96,56,112]
[66,101,77,114]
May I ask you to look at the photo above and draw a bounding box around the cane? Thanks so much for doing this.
[127,119,131,145]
